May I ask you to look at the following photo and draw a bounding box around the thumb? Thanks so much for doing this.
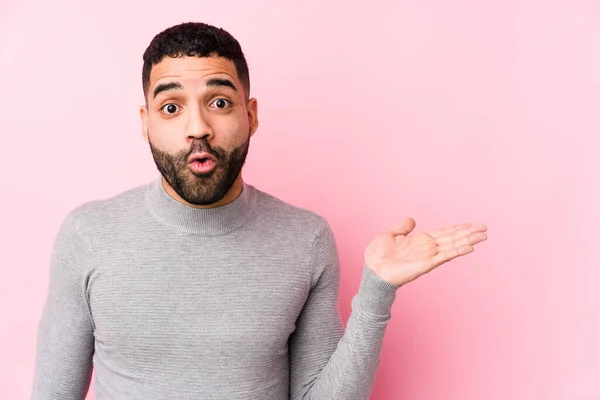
[388,217,416,236]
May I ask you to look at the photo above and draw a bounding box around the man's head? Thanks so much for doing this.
[140,22,258,208]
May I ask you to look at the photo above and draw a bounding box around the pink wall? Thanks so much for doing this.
[1,0,598,398]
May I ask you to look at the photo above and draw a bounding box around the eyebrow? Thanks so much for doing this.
[206,78,238,92]
[152,78,238,99]
[153,82,183,99]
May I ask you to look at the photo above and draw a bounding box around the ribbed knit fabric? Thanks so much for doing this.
[31,178,401,400]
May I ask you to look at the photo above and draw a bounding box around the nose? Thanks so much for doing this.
[186,106,213,142]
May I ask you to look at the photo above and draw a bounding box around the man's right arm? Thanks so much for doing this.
[31,212,95,400]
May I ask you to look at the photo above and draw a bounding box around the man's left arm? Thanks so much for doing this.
[288,220,400,400]
[288,217,487,400]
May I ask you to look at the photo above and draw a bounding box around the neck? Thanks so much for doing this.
[161,174,244,209]
[145,173,257,235]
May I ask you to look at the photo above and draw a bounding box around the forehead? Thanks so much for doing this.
[149,56,240,91]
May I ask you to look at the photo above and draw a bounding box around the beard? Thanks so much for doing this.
[148,133,250,206]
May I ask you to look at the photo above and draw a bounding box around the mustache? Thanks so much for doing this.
[182,139,222,161]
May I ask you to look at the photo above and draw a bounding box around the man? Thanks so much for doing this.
[31,22,487,399]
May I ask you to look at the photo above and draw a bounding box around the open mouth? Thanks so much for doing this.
[188,153,216,173]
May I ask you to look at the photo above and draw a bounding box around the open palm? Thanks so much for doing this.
[365,218,488,286]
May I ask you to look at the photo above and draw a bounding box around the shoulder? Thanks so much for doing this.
[248,185,339,285]
[250,184,333,238]
[60,181,151,237]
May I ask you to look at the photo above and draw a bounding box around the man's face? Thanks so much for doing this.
[140,56,258,206]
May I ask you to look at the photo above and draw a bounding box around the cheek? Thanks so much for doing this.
[147,118,184,151]
[213,115,250,145]
[148,110,249,150]
[147,131,182,158]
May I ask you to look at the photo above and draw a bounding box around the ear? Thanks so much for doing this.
[140,104,149,143]
[247,97,259,137]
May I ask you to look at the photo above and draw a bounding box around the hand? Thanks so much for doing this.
[364,218,488,286]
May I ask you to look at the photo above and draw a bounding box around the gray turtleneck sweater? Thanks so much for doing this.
[31,178,401,400]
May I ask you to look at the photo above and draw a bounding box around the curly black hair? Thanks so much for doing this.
[142,22,250,102]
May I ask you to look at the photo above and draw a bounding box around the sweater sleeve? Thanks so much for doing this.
[31,212,95,400]
[288,220,401,400]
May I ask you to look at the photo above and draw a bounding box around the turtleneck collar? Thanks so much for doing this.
[144,178,257,236]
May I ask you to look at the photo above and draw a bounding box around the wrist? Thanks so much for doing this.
[354,265,401,316]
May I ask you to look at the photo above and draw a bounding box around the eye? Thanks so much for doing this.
[160,103,180,115]
[210,98,231,109]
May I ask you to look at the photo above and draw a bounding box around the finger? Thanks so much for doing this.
[430,244,475,268]
[429,223,471,239]
[436,232,487,252]
[434,228,470,245]
[387,217,416,237]
[469,222,488,233]
[436,230,487,246]
[432,223,488,245]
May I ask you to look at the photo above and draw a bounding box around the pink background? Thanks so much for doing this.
[1,0,598,399]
